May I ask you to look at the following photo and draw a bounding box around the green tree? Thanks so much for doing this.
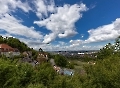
[27,83,46,88]
[0,36,4,43]
[97,43,113,59]
[32,63,56,87]
[54,54,68,67]
[0,58,34,88]
[84,56,120,88]
[114,36,120,52]
[50,76,74,88]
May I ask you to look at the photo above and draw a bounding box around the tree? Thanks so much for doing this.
[114,36,120,52]
[27,83,45,88]
[54,54,67,67]
[97,43,113,59]
[0,58,34,88]
[32,63,56,87]
[0,36,4,43]
[84,56,120,88]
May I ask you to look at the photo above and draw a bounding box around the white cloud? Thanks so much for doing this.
[69,39,84,47]
[34,0,55,18]
[70,39,84,44]
[0,0,119,51]
[16,1,32,12]
[0,0,89,51]
[82,45,103,50]
[0,0,88,51]
[0,14,43,39]
[0,33,12,38]
[0,0,31,16]
[19,38,63,51]
[86,18,120,43]
[18,37,43,49]
[0,0,43,40]
[67,44,103,51]
[68,18,120,50]
[43,33,57,43]
[34,3,88,43]
[10,36,103,51]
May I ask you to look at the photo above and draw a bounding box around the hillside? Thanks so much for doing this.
[0,36,119,88]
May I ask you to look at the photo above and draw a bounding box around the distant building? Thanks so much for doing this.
[20,51,39,67]
[37,52,48,63]
[0,44,20,57]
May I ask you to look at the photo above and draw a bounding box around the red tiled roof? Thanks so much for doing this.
[0,44,14,52]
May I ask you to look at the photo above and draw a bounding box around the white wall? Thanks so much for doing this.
[1,52,20,57]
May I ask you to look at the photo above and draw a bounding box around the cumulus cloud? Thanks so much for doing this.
[0,0,43,40]
[70,39,84,44]
[0,0,89,50]
[19,37,62,51]
[68,18,120,50]
[0,14,43,39]
[34,0,55,18]
[34,3,88,43]
[18,37,43,49]
[43,33,57,43]
[86,18,120,43]
[0,0,31,16]
[82,45,103,50]
[1,0,112,51]
[15,36,103,51]
[69,39,84,47]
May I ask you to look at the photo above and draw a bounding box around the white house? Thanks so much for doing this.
[0,44,20,57]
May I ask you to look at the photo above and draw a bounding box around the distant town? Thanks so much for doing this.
[49,50,99,58]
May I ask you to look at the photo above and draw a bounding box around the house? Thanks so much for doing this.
[20,51,39,67]
[36,52,48,63]
[53,66,74,76]
[53,65,61,72]
[0,44,20,57]
[22,51,32,58]
[63,68,74,76]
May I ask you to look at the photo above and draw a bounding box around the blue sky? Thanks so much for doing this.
[0,0,120,51]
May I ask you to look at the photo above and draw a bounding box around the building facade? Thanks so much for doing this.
[0,44,20,57]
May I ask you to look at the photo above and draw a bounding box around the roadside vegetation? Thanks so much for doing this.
[0,36,120,88]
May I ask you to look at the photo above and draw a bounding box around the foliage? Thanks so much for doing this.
[27,83,46,88]
[97,36,120,59]
[31,49,39,60]
[0,36,30,52]
[0,59,34,88]
[32,63,57,86]
[54,54,68,67]
[50,76,74,88]
[0,52,120,88]
[0,35,39,60]
[66,61,74,69]
[47,52,55,58]
[0,36,120,88]
[114,36,120,52]
[97,43,114,59]
[84,55,120,88]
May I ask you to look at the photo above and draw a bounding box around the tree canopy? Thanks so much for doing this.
[0,36,30,52]
[54,54,68,67]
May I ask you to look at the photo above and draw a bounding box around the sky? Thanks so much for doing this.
[0,0,120,51]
